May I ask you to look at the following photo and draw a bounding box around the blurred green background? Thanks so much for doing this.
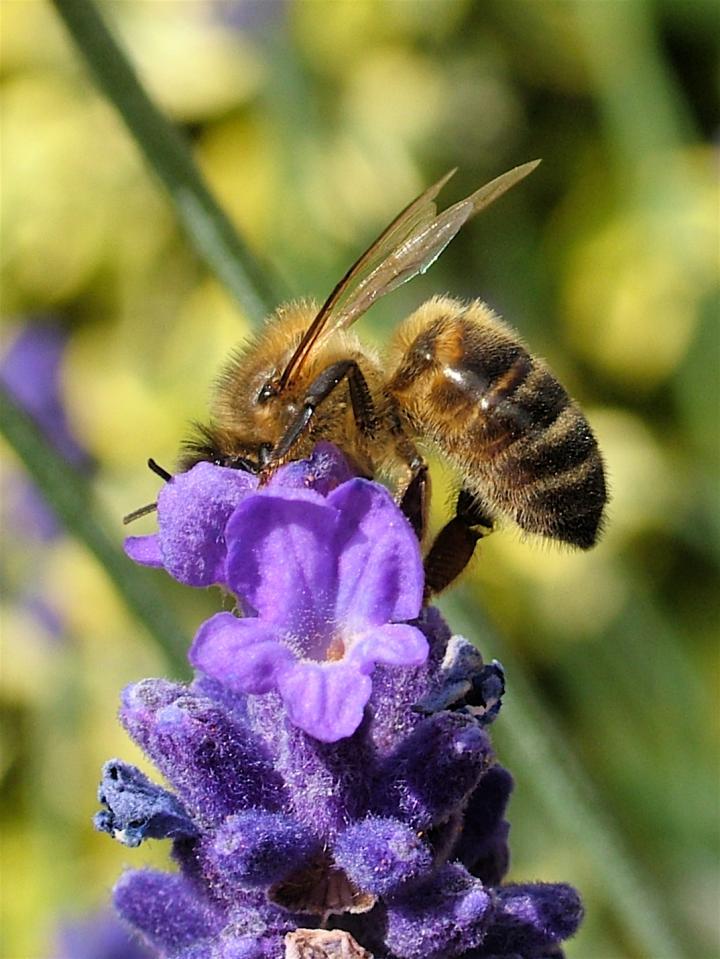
[1,1,718,957]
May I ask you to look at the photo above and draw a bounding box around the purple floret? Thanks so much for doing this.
[105,446,584,958]
[125,462,258,587]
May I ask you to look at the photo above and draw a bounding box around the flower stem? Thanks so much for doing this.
[50,0,276,324]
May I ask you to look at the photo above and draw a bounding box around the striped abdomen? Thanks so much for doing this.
[389,298,607,548]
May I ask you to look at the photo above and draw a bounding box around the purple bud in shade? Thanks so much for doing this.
[94,760,197,847]
[333,817,432,896]
[206,810,321,888]
[120,681,283,826]
[482,883,584,955]
[454,765,514,884]
[374,712,494,829]
[124,462,258,587]
[113,871,221,954]
[1,322,94,640]
[382,863,493,959]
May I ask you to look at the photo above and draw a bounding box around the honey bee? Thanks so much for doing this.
[145,161,607,597]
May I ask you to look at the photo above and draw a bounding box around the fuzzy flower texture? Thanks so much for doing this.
[98,444,583,959]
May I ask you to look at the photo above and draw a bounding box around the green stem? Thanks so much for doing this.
[50,0,275,324]
[0,385,188,675]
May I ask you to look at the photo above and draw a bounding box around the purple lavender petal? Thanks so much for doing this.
[113,870,221,953]
[383,863,492,959]
[224,491,338,634]
[333,817,432,896]
[120,681,283,826]
[190,612,294,695]
[482,883,584,954]
[146,462,258,587]
[124,534,163,568]
[346,624,429,670]
[328,479,424,627]
[277,661,373,743]
[206,809,320,888]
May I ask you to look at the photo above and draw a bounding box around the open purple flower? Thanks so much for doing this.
[190,479,427,741]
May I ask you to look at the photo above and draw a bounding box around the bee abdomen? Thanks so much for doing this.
[520,449,607,548]
[484,414,604,547]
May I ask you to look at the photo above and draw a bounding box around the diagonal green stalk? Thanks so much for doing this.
[440,592,689,959]
[0,385,188,675]
[50,0,276,325]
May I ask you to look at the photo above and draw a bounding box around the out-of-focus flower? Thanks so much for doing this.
[1,322,90,468]
[102,446,583,958]
[52,908,152,959]
[1,321,93,638]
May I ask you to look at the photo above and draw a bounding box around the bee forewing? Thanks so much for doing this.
[330,159,542,331]
[277,169,457,389]
[278,161,540,389]
[466,159,541,216]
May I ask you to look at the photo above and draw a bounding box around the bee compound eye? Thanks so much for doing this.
[257,380,278,404]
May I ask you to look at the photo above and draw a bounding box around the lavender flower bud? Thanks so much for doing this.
[207,810,321,889]
[374,712,494,828]
[120,680,283,825]
[383,863,492,959]
[333,817,432,896]
[113,870,221,954]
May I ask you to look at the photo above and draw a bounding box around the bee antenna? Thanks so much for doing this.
[148,458,172,481]
[122,502,158,525]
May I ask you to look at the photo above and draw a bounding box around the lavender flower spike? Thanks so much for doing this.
[104,445,584,958]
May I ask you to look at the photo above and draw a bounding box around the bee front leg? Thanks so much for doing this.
[423,489,494,602]
[270,360,376,463]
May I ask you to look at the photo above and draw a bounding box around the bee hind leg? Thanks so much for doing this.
[423,489,493,602]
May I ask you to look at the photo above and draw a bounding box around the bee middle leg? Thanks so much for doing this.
[269,360,376,463]
[399,461,430,542]
[423,488,494,602]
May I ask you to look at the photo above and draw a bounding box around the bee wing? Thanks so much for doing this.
[278,160,540,390]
